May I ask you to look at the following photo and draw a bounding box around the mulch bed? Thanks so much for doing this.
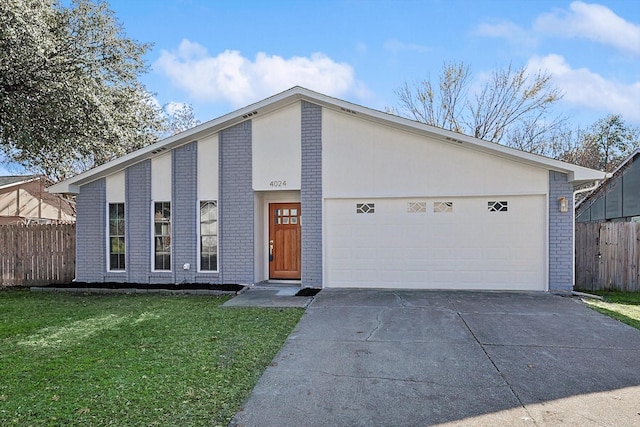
[37,282,244,292]
[295,287,321,297]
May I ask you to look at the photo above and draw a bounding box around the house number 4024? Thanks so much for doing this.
[269,180,287,188]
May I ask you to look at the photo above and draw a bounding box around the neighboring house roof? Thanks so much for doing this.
[0,174,76,224]
[48,86,607,194]
[0,175,40,190]
[575,149,640,217]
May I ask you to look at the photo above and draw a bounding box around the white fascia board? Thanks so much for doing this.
[47,90,304,194]
[297,89,608,185]
[47,86,608,193]
[0,176,42,191]
[0,179,30,191]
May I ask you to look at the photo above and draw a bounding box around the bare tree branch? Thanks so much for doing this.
[395,61,564,154]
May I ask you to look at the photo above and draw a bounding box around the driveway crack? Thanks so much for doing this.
[447,295,538,425]
[393,292,409,307]
[365,307,388,341]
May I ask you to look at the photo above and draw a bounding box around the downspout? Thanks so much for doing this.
[573,180,601,205]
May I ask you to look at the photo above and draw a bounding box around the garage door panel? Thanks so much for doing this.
[457,247,483,260]
[402,247,429,260]
[405,271,429,282]
[430,247,456,261]
[325,196,546,290]
[380,247,404,259]
[354,247,376,260]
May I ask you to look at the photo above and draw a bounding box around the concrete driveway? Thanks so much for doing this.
[230,289,640,426]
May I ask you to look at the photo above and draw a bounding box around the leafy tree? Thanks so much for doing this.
[164,103,201,135]
[0,0,166,181]
[558,115,639,172]
[395,61,564,154]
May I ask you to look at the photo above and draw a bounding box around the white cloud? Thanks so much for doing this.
[474,21,538,47]
[534,1,640,56]
[164,101,188,116]
[154,39,367,107]
[383,39,431,53]
[528,54,640,122]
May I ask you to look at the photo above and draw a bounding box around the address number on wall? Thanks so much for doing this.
[269,180,287,188]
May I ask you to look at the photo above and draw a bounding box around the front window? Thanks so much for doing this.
[200,201,218,271]
[108,203,125,270]
[154,202,171,270]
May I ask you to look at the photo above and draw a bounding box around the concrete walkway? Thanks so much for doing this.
[230,289,640,426]
[222,284,314,308]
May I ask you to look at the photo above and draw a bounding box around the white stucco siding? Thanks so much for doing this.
[198,134,219,200]
[252,103,301,191]
[151,153,172,201]
[325,196,546,290]
[105,171,125,203]
[322,109,548,198]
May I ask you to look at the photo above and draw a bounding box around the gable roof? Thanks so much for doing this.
[0,175,40,190]
[48,86,607,194]
[575,148,640,212]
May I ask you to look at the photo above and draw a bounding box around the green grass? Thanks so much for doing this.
[580,290,640,331]
[0,290,303,426]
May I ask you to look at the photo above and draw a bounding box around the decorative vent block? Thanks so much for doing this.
[488,201,508,212]
[356,203,375,214]
[433,201,453,213]
[407,202,427,213]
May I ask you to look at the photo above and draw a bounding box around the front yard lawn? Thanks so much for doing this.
[0,290,303,426]
[581,290,640,331]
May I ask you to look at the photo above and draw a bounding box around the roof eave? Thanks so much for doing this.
[0,175,41,191]
[292,88,609,184]
[48,89,311,195]
[47,86,608,193]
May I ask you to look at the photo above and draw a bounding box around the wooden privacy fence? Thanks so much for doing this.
[0,223,75,286]
[576,222,640,291]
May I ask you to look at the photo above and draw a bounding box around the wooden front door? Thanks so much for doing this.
[269,203,301,280]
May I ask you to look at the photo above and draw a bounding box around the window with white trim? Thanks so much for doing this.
[108,203,125,270]
[200,201,218,271]
[154,202,171,270]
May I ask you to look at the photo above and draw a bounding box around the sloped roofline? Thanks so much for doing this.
[0,175,41,191]
[575,148,640,211]
[48,86,607,194]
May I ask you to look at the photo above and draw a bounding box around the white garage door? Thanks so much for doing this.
[325,196,546,290]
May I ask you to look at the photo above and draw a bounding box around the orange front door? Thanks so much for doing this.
[269,203,301,280]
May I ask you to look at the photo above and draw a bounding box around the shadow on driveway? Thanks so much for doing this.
[230,289,640,426]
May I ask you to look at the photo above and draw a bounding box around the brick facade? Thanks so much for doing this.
[172,142,198,283]
[71,96,581,291]
[76,178,106,282]
[125,160,151,283]
[548,171,574,291]
[301,101,323,288]
[219,121,254,284]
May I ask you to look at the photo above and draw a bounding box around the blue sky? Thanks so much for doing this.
[2,0,640,175]
[106,0,640,128]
